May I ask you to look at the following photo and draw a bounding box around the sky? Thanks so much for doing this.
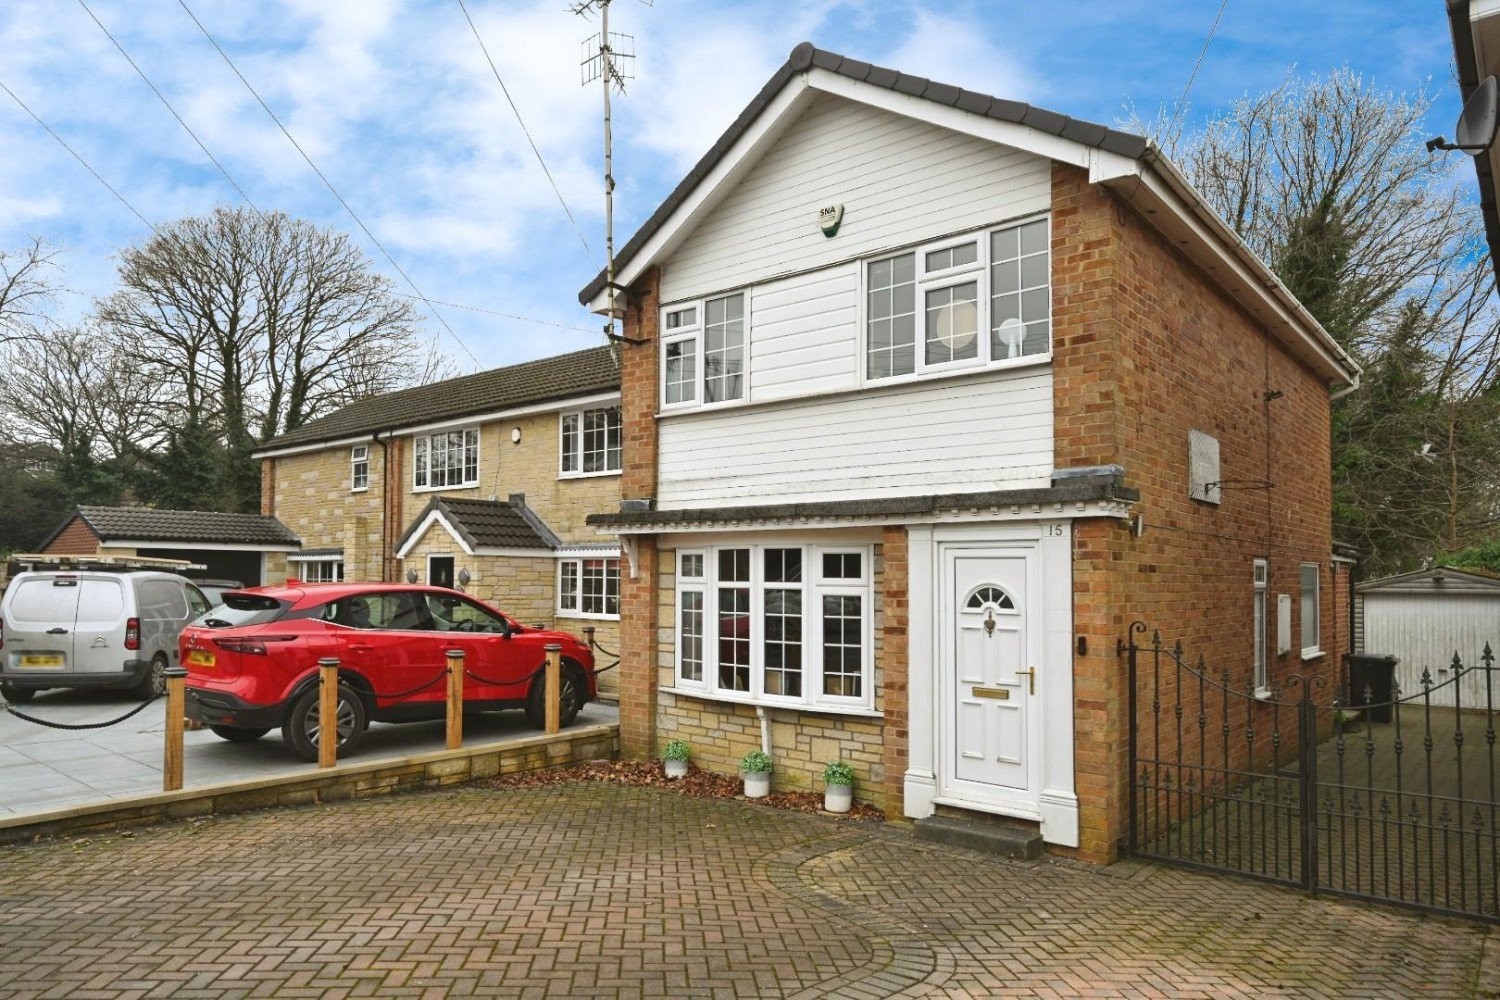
[0,0,1467,375]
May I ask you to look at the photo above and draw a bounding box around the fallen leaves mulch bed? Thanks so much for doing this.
[483,759,886,821]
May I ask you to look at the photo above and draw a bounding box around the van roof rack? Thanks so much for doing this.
[6,553,207,573]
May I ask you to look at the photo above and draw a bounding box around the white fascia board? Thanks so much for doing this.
[585,78,815,314]
[253,434,373,459]
[1473,0,1500,22]
[126,541,302,552]
[1114,152,1361,386]
[395,510,474,559]
[808,70,1093,168]
[554,545,622,557]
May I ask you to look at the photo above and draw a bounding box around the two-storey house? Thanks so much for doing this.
[581,45,1361,861]
[256,347,625,694]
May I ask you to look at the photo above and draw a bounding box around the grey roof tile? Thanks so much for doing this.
[397,496,556,553]
[261,346,619,451]
[67,507,300,546]
[577,43,1150,305]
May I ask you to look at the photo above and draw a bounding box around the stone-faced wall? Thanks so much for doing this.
[268,446,386,583]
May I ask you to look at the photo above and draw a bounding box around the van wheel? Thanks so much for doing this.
[1,683,36,704]
[134,654,168,700]
[282,683,367,762]
[208,725,271,742]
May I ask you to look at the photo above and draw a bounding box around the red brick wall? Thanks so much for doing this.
[42,516,100,555]
[1052,163,1343,860]
[880,525,909,817]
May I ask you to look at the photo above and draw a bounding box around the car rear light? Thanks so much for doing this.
[213,635,296,656]
[125,617,140,650]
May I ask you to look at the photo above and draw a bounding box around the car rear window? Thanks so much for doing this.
[193,594,289,628]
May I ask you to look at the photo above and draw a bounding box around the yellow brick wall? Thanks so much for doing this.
[651,541,890,809]
[268,402,622,583]
[270,448,386,582]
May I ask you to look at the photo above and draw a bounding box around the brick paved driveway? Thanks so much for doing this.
[1,783,1496,998]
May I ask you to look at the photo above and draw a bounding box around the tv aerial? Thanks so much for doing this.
[1427,75,1499,155]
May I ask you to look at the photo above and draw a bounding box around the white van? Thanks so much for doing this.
[0,570,211,703]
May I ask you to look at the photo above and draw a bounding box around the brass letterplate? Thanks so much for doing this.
[972,686,1010,700]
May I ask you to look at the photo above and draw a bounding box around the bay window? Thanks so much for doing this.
[674,543,873,710]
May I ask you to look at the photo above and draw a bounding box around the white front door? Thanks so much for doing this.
[942,547,1040,811]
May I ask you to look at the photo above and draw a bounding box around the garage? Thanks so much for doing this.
[1357,566,1500,708]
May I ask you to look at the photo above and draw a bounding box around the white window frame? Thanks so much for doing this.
[658,290,749,410]
[412,427,480,491]
[1253,558,1269,696]
[350,445,369,492]
[1300,562,1322,659]
[290,557,344,584]
[672,542,875,712]
[557,557,620,619]
[559,405,622,477]
[861,213,1051,386]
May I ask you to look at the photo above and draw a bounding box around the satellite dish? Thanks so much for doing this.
[1456,76,1499,155]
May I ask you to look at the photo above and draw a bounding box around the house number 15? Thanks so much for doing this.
[1045,524,1064,536]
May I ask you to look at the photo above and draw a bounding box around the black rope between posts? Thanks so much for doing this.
[369,667,450,701]
[2,692,161,730]
[464,661,548,687]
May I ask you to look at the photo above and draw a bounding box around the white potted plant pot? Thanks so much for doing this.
[740,750,772,798]
[665,758,689,779]
[823,760,855,813]
[663,739,691,779]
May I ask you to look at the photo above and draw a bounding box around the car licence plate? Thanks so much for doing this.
[187,649,216,668]
[16,654,64,669]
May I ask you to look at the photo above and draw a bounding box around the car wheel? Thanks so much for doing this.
[208,725,271,742]
[1,683,36,704]
[282,682,367,762]
[525,663,585,730]
[133,654,169,700]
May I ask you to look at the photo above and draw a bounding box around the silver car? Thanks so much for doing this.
[0,570,210,702]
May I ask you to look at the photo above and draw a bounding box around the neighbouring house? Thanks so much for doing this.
[255,346,625,694]
[1447,0,1500,275]
[1355,566,1500,707]
[579,44,1360,862]
[34,506,301,584]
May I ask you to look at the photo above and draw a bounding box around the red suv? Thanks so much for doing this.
[179,583,597,761]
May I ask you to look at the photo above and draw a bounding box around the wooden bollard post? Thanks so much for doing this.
[318,657,340,769]
[446,648,464,750]
[544,643,562,734]
[163,666,189,792]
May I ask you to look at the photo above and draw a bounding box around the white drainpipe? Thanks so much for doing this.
[756,705,772,756]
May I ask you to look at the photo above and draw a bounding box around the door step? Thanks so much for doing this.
[913,814,1043,860]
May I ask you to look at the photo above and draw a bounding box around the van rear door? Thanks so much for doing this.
[69,576,130,675]
[4,576,82,672]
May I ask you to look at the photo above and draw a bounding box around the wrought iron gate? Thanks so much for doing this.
[1126,621,1500,922]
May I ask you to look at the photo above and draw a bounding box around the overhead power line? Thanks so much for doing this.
[1170,0,1230,138]
[456,0,597,267]
[391,293,600,333]
[0,77,153,230]
[175,0,482,368]
[76,0,260,214]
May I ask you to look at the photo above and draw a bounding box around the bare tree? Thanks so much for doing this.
[0,237,60,343]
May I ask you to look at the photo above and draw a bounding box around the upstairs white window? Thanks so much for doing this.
[674,543,873,712]
[350,445,369,491]
[560,405,622,476]
[866,216,1050,381]
[659,292,746,408]
[413,428,479,489]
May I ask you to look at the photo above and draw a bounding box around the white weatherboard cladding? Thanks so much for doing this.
[1363,592,1500,709]
[657,369,1054,508]
[749,265,860,400]
[659,91,1051,304]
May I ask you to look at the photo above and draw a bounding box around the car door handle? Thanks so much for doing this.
[46,628,68,635]
[349,644,373,652]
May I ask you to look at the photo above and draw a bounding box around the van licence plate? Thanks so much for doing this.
[188,649,216,668]
[16,654,64,669]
